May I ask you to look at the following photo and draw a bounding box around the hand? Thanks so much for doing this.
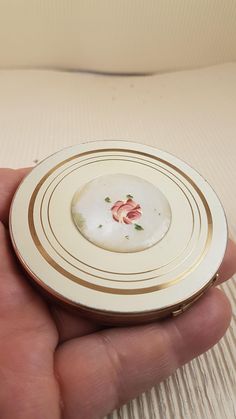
[0,168,236,419]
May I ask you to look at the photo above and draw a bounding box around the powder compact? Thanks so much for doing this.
[9,141,227,324]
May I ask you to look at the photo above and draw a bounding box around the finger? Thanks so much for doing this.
[217,239,236,285]
[55,288,231,419]
[0,220,99,341]
[50,305,101,342]
[0,168,31,225]
[0,222,61,419]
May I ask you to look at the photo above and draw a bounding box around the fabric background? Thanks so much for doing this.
[0,0,236,73]
[0,63,235,418]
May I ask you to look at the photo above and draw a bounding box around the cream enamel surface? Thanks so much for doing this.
[51,159,194,277]
[10,142,227,313]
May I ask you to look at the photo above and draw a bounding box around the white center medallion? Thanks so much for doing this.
[71,174,172,252]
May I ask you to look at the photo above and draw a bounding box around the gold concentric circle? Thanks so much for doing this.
[45,155,196,275]
[28,148,212,295]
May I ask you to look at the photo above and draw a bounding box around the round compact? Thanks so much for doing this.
[10,141,227,325]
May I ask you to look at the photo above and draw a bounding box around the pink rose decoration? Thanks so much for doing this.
[111,198,142,224]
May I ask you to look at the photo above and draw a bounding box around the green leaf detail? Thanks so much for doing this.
[126,194,133,199]
[134,224,144,231]
[125,235,129,239]
[98,224,103,228]
[105,197,111,203]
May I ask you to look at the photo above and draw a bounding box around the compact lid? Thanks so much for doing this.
[10,141,227,317]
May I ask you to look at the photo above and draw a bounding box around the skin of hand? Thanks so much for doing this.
[0,168,235,419]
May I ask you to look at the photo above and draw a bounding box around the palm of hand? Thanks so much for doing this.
[0,169,236,419]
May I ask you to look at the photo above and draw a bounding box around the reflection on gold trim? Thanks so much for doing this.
[44,155,199,280]
[28,148,213,295]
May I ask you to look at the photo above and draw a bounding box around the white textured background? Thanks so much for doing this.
[0,0,236,74]
[0,63,235,418]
